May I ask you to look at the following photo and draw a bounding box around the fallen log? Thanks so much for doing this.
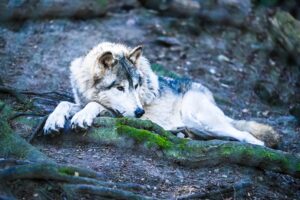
[54,117,300,178]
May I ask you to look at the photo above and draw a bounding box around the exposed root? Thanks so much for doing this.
[0,162,147,191]
[0,86,73,105]
[0,161,150,199]
[63,184,153,200]
[0,86,27,104]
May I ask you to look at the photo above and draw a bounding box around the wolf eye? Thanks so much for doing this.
[117,86,124,91]
[135,84,138,89]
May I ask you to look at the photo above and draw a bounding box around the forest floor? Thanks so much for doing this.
[0,7,300,199]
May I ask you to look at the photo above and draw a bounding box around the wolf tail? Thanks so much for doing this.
[231,120,280,148]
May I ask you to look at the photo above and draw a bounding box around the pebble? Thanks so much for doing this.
[217,54,230,62]
[242,108,249,113]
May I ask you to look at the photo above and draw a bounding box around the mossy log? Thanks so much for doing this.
[56,117,300,178]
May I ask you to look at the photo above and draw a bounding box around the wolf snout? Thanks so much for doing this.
[134,107,145,118]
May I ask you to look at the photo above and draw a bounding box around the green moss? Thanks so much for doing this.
[116,125,172,150]
[58,167,76,176]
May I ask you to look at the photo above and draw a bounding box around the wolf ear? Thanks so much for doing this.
[99,51,114,68]
[129,45,142,64]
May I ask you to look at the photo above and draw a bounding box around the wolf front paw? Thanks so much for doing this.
[43,113,66,135]
[70,110,95,131]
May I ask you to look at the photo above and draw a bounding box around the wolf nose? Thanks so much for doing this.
[134,108,145,118]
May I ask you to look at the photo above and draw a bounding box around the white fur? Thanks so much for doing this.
[44,42,267,146]
[71,102,105,129]
[44,101,80,134]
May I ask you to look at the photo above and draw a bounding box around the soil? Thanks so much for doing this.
[0,7,299,200]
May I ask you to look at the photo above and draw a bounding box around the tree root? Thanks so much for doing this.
[63,184,153,200]
[0,85,74,104]
[0,161,151,199]
[0,86,27,104]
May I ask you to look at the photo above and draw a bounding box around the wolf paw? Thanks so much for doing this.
[70,110,94,131]
[43,113,66,135]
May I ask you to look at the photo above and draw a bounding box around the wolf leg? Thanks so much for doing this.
[44,101,81,135]
[181,91,264,146]
[71,102,106,130]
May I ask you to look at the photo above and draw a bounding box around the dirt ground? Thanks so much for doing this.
[1,6,300,199]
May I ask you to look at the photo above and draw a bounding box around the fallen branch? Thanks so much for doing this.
[55,117,300,178]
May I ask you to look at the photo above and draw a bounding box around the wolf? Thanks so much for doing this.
[43,42,280,147]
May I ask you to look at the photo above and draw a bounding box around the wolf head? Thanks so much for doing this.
[81,43,152,118]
